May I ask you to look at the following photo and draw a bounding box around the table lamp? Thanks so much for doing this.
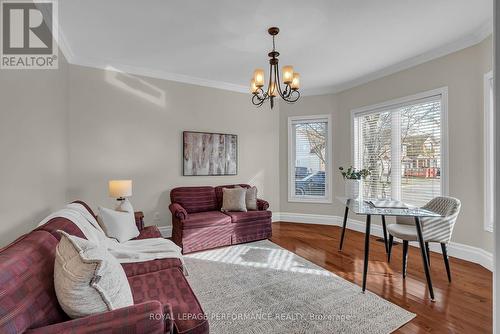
[108,180,134,213]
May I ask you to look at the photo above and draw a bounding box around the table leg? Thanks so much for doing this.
[339,205,349,251]
[414,216,435,301]
[381,215,388,254]
[362,214,371,292]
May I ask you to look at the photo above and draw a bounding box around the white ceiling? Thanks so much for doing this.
[59,0,493,95]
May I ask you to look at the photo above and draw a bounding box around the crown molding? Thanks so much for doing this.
[69,56,249,94]
[57,19,492,96]
[56,27,75,63]
[302,19,493,96]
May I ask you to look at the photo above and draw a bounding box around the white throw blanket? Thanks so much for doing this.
[38,203,186,273]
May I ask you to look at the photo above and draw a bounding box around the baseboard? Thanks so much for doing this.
[157,225,172,238]
[272,212,493,271]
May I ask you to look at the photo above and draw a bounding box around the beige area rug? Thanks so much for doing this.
[184,240,415,334]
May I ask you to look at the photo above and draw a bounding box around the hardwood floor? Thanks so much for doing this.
[270,222,492,333]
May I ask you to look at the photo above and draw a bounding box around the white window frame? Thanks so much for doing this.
[288,114,333,203]
[350,87,449,201]
[484,71,494,232]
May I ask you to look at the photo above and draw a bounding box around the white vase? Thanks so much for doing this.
[345,179,362,200]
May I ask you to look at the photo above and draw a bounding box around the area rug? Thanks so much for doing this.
[184,240,415,334]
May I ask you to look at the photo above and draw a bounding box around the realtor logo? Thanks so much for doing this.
[1,0,58,69]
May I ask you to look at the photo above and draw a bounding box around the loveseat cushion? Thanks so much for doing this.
[121,258,183,277]
[183,211,231,229]
[128,267,209,334]
[225,210,272,224]
[170,187,218,213]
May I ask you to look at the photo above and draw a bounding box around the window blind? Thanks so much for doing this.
[291,118,329,198]
[354,95,443,206]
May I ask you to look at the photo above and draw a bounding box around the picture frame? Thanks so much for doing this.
[182,131,238,176]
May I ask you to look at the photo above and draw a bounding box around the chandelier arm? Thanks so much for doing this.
[267,62,275,95]
[274,64,288,100]
[285,89,300,103]
[252,94,266,106]
[283,84,290,98]
[252,87,269,107]
[274,65,297,101]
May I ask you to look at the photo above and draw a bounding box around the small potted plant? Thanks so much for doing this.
[339,166,370,199]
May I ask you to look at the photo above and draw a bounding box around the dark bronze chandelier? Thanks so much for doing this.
[250,27,300,109]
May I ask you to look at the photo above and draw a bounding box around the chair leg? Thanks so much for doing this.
[388,234,394,262]
[425,242,431,267]
[441,243,452,282]
[402,240,409,279]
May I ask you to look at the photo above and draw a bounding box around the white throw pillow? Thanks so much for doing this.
[97,207,140,243]
[221,187,247,212]
[54,231,134,319]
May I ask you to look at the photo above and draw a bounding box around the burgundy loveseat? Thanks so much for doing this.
[0,201,208,334]
[169,184,272,254]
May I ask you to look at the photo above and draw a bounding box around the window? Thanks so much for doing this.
[352,88,448,207]
[288,115,332,202]
[484,71,494,232]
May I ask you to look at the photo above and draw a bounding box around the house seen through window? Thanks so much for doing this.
[289,116,331,202]
[353,90,446,207]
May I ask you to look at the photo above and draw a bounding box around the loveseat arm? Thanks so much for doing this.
[169,203,188,220]
[135,225,162,239]
[257,198,270,211]
[27,301,167,334]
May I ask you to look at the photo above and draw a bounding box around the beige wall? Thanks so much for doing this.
[0,36,492,253]
[280,36,493,252]
[67,65,280,229]
[0,51,69,247]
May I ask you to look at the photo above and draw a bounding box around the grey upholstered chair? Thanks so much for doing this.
[387,196,461,282]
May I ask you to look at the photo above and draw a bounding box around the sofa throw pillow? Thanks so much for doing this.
[235,186,258,210]
[242,186,258,210]
[54,231,134,319]
[221,187,247,212]
[97,207,140,243]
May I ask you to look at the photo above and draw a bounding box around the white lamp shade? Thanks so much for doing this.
[108,180,132,198]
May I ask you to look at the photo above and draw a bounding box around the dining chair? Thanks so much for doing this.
[386,196,461,282]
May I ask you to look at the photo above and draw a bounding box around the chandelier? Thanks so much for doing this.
[250,27,300,109]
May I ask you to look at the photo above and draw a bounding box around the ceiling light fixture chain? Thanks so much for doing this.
[250,27,300,109]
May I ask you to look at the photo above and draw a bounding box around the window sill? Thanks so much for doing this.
[288,197,332,204]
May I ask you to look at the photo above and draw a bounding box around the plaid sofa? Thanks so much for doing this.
[169,184,272,254]
[0,201,208,334]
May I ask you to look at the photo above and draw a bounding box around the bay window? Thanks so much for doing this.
[352,88,448,207]
[288,115,332,203]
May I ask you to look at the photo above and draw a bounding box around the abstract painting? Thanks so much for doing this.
[183,131,238,176]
